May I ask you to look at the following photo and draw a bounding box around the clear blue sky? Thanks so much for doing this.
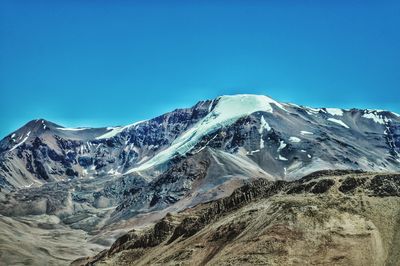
[1,1,399,138]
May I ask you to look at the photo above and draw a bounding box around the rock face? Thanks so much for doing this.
[76,171,400,266]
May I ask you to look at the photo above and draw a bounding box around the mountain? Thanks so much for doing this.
[0,94,400,265]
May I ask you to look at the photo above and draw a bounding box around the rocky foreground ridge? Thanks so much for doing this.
[73,170,400,266]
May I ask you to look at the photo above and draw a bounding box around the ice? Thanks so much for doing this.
[325,108,343,116]
[289,137,301,143]
[327,118,349,128]
[127,94,286,173]
[300,131,313,135]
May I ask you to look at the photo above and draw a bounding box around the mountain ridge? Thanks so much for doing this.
[1,94,400,191]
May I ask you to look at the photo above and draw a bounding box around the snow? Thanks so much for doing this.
[259,115,271,149]
[391,112,400,117]
[57,127,88,131]
[300,150,306,153]
[362,111,389,125]
[325,108,343,116]
[127,94,286,173]
[327,118,350,129]
[278,155,288,161]
[107,169,121,175]
[247,149,260,155]
[11,133,15,138]
[9,136,28,152]
[277,140,287,152]
[307,154,312,158]
[276,140,288,161]
[259,115,271,133]
[300,130,313,135]
[96,120,146,140]
[305,107,325,115]
[208,99,214,112]
[27,131,31,136]
[289,136,301,143]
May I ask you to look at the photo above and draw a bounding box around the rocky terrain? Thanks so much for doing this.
[0,94,399,265]
[75,170,400,266]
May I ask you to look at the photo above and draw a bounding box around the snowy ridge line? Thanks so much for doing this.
[57,127,89,131]
[96,120,147,140]
[126,94,286,173]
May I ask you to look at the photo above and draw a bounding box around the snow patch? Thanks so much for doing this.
[305,107,325,115]
[277,140,287,152]
[362,111,390,125]
[327,118,349,129]
[247,149,260,155]
[259,115,271,133]
[10,137,28,152]
[57,127,88,131]
[278,155,288,161]
[259,115,271,149]
[208,99,214,112]
[325,108,343,116]
[300,131,313,135]
[289,137,301,143]
[107,169,120,175]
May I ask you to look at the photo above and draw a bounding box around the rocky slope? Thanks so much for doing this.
[75,170,400,266]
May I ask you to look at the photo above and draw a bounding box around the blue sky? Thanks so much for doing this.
[1,1,399,138]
